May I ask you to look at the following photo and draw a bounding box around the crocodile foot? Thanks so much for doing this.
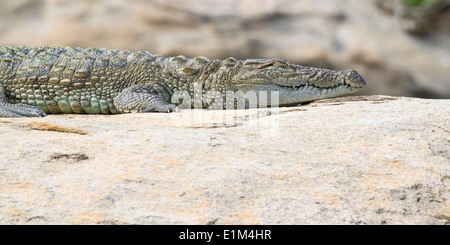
[141,102,180,113]
[0,99,47,117]
[114,84,180,113]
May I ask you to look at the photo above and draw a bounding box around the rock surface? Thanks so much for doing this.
[0,0,449,98]
[0,96,449,224]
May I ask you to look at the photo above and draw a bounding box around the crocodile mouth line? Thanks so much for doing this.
[236,80,359,94]
[285,82,358,92]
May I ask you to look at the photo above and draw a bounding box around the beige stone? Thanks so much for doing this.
[0,96,448,224]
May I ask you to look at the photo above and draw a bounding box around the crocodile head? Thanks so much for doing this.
[230,59,366,106]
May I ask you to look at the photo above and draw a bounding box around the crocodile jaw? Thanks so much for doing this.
[236,83,361,106]
[229,59,366,106]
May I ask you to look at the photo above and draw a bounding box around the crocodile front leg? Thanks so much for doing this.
[113,84,179,113]
[0,84,47,117]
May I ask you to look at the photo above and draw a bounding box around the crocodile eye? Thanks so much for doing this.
[347,69,358,77]
[243,59,290,70]
[243,59,271,70]
[273,61,288,68]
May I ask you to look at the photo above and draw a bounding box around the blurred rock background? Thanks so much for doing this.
[0,0,449,98]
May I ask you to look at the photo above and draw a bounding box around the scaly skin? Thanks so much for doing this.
[0,46,366,117]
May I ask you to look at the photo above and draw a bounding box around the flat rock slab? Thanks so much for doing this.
[0,95,449,224]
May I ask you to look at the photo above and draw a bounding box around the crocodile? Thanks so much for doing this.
[0,46,366,117]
